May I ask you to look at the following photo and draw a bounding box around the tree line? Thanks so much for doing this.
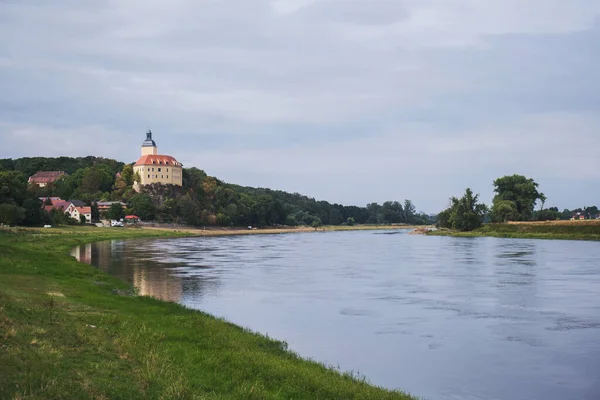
[437,174,598,231]
[0,157,433,227]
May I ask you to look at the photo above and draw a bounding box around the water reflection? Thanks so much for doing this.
[71,239,222,303]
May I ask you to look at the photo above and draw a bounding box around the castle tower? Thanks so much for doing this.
[133,130,183,192]
[141,129,158,156]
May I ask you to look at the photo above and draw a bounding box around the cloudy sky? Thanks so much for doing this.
[1,1,599,212]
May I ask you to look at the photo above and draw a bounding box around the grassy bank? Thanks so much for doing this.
[427,220,600,241]
[0,226,416,400]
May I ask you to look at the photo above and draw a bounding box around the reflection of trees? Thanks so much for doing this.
[493,240,538,311]
[72,239,222,305]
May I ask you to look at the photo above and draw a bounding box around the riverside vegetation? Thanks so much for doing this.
[0,226,416,400]
[429,220,600,241]
[434,174,599,240]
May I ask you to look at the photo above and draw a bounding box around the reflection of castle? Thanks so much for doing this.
[133,264,183,303]
[71,243,92,264]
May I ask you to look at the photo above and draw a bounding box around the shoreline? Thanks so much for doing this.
[0,226,416,399]
[426,221,600,241]
[140,223,431,236]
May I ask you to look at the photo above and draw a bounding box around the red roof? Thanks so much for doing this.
[43,201,73,212]
[125,215,139,219]
[134,155,181,167]
[76,206,92,214]
[29,171,67,183]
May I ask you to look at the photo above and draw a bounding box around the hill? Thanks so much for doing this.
[0,156,432,227]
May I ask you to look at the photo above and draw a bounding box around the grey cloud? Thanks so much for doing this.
[1,0,600,211]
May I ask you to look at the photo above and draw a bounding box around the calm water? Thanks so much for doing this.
[72,231,600,400]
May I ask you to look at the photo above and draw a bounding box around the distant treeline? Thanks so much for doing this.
[0,157,433,227]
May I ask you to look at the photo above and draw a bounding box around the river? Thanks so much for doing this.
[72,230,600,400]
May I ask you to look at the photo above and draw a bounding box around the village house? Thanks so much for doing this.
[133,130,183,191]
[28,171,67,187]
[40,197,91,223]
[71,206,92,223]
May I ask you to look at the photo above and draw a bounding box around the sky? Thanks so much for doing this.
[1,1,599,213]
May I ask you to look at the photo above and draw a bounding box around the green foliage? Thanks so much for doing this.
[0,204,25,225]
[491,199,518,223]
[107,203,125,221]
[129,193,156,221]
[491,175,542,222]
[91,202,100,222]
[346,217,356,226]
[121,164,134,186]
[438,188,488,231]
[22,198,42,226]
[0,171,27,205]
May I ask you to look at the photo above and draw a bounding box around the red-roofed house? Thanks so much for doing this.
[133,130,183,191]
[70,206,92,223]
[28,171,67,187]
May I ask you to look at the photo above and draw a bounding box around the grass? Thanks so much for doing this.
[0,226,417,400]
[427,220,600,241]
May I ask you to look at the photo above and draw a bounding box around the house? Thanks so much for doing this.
[28,171,67,187]
[70,206,92,223]
[40,198,76,215]
[133,130,183,191]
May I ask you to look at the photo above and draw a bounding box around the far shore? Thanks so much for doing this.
[140,223,432,236]
[426,220,600,241]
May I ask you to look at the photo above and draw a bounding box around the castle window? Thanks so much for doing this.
[167,175,169,179]
[161,175,164,179]
[152,168,154,171]
[147,175,150,178]
[158,168,161,172]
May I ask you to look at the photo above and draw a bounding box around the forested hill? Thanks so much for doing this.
[0,156,433,227]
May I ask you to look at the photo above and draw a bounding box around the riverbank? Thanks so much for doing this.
[141,223,427,236]
[427,220,600,241]
[0,226,416,399]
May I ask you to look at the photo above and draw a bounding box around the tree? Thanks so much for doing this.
[539,193,547,211]
[346,217,355,226]
[0,171,27,205]
[439,188,488,231]
[403,199,416,224]
[79,214,87,224]
[107,203,125,220]
[22,197,42,226]
[121,164,134,186]
[129,194,156,221]
[491,199,518,223]
[0,204,25,225]
[91,202,100,222]
[491,175,542,222]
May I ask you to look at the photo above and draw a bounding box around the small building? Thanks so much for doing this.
[41,198,76,215]
[29,171,67,187]
[133,130,183,191]
[70,206,92,223]
[124,215,140,224]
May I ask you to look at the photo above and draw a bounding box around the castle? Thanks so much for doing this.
[133,130,183,192]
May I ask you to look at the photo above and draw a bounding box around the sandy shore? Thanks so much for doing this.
[141,224,430,236]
